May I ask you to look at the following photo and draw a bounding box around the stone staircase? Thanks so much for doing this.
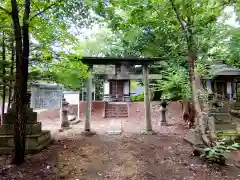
[105,102,129,118]
[209,105,240,141]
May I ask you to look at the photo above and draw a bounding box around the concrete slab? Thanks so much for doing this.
[105,118,122,135]
[106,130,122,135]
[184,129,204,146]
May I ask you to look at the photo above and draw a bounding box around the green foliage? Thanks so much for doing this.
[89,0,236,101]
[201,139,240,165]
[93,75,104,100]
[130,93,144,102]
[152,68,191,101]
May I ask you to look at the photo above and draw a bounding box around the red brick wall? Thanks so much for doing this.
[37,108,60,120]
[79,101,105,115]
[37,101,105,120]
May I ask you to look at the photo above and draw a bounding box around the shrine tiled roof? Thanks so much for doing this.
[203,61,240,79]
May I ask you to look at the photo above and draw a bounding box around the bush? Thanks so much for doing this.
[200,139,240,165]
[130,93,144,101]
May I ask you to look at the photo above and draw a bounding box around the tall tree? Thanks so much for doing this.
[1,31,6,124]
[10,0,30,164]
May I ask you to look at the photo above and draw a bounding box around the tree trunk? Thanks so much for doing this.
[11,0,27,165]
[1,31,6,124]
[169,0,214,147]
[188,50,213,146]
[7,38,15,110]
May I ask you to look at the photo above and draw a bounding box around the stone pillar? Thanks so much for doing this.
[61,97,69,128]
[81,88,84,101]
[123,81,130,101]
[206,80,212,93]
[142,64,152,132]
[92,83,95,101]
[85,65,93,131]
[227,81,232,100]
[233,82,237,99]
[77,98,80,121]
[214,81,217,96]
[103,80,110,101]
[30,86,37,109]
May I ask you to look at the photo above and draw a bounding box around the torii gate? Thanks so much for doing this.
[80,56,164,134]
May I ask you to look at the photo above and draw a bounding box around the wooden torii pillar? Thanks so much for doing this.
[84,65,93,132]
[142,64,153,133]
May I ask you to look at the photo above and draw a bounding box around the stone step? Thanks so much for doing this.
[105,103,129,118]
[105,111,128,114]
[215,131,240,142]
[0,122,42,135]
[0,137,52,155]
[0,131,51,150]
[105,107,128,111]
[105,113,128,117]
[105,109,128,113]
[215,123,237,131]
[105,109,128,111]
[105,110,128,113]
[105,114,128,118]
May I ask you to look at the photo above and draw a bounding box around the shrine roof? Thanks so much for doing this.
[80,56,164,65]
[203,61,240,79]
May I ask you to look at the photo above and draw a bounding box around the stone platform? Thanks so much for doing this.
[105,118,122,135]
[0,106,52,155]
[184,129,205,146]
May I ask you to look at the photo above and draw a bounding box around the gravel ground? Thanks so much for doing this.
[0,101,239,180]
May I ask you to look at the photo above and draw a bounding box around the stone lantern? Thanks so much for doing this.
[160,100,168,125]
[61,97,70,128]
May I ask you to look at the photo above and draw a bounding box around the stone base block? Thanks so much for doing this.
[81,131,97,136]
[59,127,72,132]
[184,129,205,146]
[3,109,38,124]
[0,122,42,135]
[140,130,156,135]
[106,130,122,135]
[160,122,168,126]
[0,130,52,155]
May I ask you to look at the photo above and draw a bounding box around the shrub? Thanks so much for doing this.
[200,139,240,165]
[130,93,144,101]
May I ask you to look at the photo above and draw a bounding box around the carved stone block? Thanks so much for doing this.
[0,106,51,155]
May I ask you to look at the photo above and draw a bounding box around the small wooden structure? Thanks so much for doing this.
[201,61,240,100]
[80,56,164,133]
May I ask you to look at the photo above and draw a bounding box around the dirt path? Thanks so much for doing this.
[0,102,239,180]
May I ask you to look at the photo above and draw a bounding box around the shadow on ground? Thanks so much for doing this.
[0,102,239,180]
[0,133,239,180]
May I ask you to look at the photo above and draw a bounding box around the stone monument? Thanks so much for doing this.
[160,101,167,125]
[61,97,70,128]
[0,91,52,155]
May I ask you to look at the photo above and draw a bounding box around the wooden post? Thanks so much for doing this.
[142,64,152,131]
[85,65,93,131]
